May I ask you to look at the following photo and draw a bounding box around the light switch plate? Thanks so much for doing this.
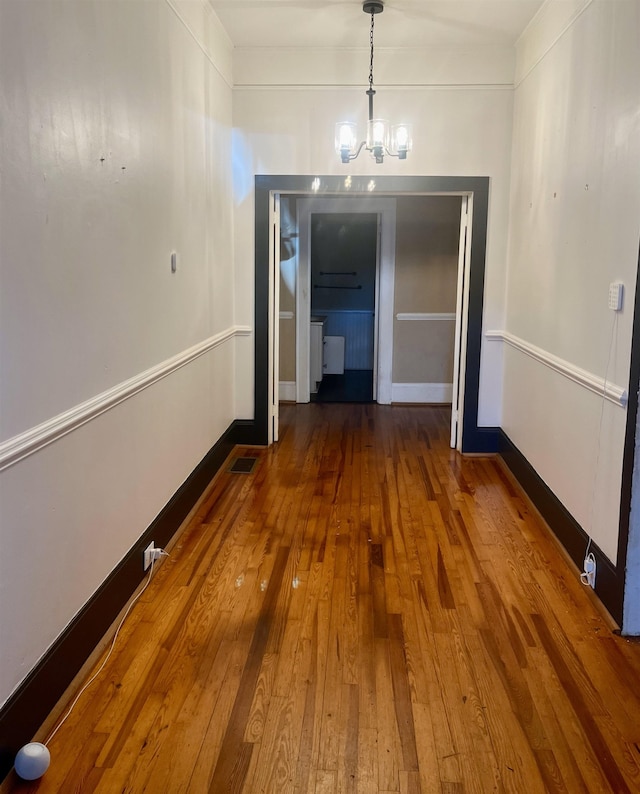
[609,281,623,311]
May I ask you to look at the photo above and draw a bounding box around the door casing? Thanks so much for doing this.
[254,175,493,454]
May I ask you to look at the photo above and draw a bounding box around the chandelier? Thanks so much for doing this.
[335,1,412,164]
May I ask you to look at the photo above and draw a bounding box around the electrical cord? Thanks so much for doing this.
[44,549,169,745]
[581,312,618,586]
[580,537,595,586]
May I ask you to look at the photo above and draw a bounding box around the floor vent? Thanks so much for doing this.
[228,456,259,474]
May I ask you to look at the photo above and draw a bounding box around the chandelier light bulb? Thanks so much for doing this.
[369,119,388,147]
[395,126,408,147]
[392,123,412,158]
[335,122,358,161]
[340,124,353,147]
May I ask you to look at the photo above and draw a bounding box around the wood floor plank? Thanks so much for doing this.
[532,613,636,794]
[207,545,290,791]
[248,689,304,794]
[374,638,402,791]
[387,614,419,772]
[7,404,640,794]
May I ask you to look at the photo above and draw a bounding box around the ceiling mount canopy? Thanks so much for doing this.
[335,0,412,164]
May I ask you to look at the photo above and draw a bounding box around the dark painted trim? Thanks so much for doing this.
[499,430,623,624]
[228,419,259,446]
[615,243,640,624]
[254,175,494,453]
[463,426,499,454]
[0,419,248,782]
[254,180,272,446]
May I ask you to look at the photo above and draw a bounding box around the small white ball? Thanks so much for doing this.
[14,742,51,780]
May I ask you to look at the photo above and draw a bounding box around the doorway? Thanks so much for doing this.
[310,212,377,403]
[289,193,468,444]
[294,196,397,408]
[255,175,493,454]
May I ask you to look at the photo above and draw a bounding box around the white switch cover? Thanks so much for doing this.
[608,281,623,311]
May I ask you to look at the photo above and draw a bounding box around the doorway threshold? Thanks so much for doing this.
[312,370,374,403]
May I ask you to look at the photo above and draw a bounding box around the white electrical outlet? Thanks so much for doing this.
[582,553,596,589]
[143,541,162,571]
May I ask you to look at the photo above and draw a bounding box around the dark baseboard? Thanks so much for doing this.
[462,425,499,454]
[229,418,260,445]
[499,430,623,625]
[0,418,258,782]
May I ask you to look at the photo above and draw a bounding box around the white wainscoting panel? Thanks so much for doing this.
[391,383,453,404]
[0,326,252,471]
[321,310,374,370]
[485,330,627,407]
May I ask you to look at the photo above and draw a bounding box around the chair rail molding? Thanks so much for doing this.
[396,312,456,322]
[485,329,627,407]
[0,326,252,472]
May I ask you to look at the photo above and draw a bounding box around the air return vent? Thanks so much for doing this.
[228,456,259,474]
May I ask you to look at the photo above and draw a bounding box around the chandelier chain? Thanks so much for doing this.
[369,11,375,89]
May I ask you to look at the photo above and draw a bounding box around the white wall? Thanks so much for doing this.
[232,50,515,425]
[0,0,241,707]
[501,0,640,563]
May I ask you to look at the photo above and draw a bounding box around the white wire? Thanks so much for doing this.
[583,312,618,576]
[45,550,169,746]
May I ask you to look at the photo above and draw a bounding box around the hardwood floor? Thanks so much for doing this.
[5,404,640,793]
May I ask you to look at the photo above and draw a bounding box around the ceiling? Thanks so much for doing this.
[208,0,545,50]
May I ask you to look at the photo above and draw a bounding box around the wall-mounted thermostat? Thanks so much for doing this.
[608,281,623,312]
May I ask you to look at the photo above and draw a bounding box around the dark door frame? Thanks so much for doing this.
[253,174,495,452]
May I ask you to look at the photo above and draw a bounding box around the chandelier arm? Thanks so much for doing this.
[349,140,368,161]
[383,146,408,161]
